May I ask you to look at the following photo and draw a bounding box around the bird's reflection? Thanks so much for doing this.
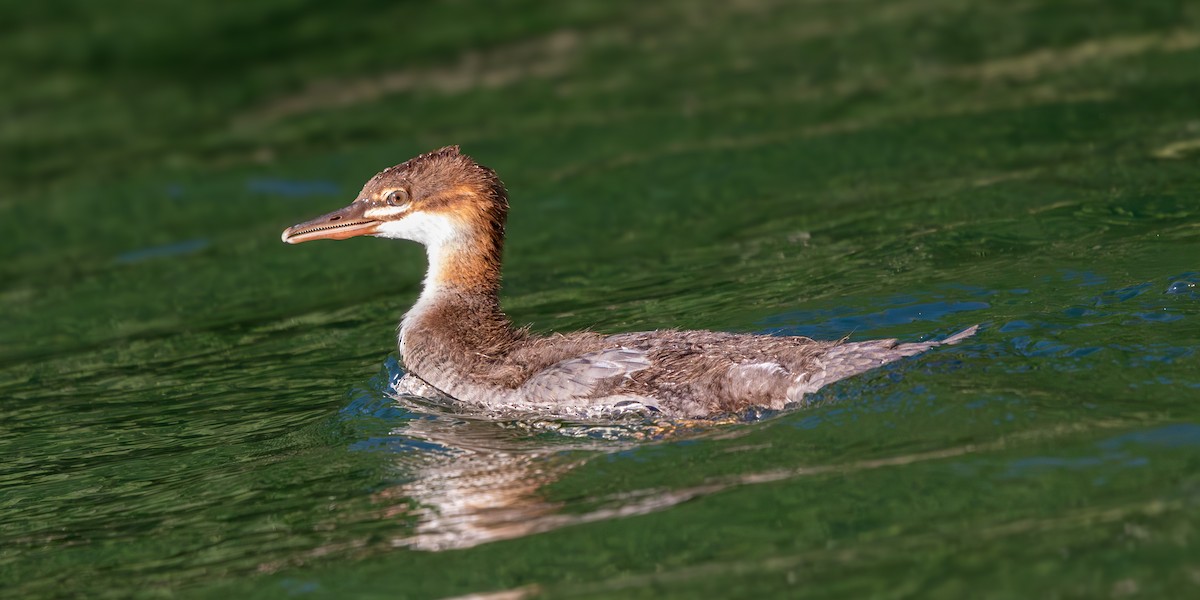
[260,366,992,576]
[375,374,719,551]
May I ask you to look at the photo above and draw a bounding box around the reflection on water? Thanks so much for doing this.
[359,362,987,554]
[373,372,723,552]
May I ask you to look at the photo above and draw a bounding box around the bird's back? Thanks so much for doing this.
[483,325,979,418]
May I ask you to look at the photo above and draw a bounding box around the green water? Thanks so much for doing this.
[3,0,1200,597]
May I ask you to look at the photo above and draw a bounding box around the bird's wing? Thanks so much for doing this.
[520,347,651,402]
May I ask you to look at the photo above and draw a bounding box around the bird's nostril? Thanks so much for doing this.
[330,216,342,221]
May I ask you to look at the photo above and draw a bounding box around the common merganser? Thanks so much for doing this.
[282,146,976,419]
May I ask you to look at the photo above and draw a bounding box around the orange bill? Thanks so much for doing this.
[281,202,381,244]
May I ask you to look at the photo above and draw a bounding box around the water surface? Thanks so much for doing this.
[3,1,1200,598]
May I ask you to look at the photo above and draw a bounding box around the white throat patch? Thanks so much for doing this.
[373,211,460,246]
[378,212,469,358]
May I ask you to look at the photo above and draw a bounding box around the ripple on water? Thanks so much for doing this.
[761,298,989,340]
[1165,281,1196,295]
[1164,272,1199,299]
[114,238,209,263]
[993,424,1200,480]
[245,178,340,197]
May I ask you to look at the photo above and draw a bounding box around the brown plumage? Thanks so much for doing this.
[283,146,977,420]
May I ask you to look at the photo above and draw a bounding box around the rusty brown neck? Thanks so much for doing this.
[430,228,503,297]
[400,220,520,361]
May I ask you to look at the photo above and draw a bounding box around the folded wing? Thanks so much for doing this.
[521,347,652,402]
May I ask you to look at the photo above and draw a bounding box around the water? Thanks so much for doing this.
[3,1,1200,598]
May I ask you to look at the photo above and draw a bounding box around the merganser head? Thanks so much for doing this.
[281,145,507,247]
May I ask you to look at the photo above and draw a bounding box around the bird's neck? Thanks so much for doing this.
[400,227,519,360]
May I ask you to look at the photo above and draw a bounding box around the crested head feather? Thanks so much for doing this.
[368,145,501,203]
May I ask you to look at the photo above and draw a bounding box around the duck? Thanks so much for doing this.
[281,146,976,420]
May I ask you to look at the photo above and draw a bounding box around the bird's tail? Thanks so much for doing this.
[794,325,979,399]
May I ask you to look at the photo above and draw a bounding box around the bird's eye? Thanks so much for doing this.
[385,189,409,207]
